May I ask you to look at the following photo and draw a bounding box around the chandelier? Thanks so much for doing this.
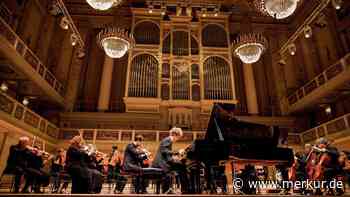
[252,0,300,19]
[97,27,134,58]
[86,0,123,11]
[232,33,268,64]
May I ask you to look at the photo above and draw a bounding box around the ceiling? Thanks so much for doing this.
[63,0,313,25]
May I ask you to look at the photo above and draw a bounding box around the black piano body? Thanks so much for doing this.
[187,103,294,166]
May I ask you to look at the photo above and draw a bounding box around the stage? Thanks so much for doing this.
[0,195,311,197]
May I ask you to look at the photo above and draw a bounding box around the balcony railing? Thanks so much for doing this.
[60,128,302,146]
[291,113,350,144]
[0,17,65,97]
[286,52,350,106]
[0,92,60,139]
[59,128,206,142]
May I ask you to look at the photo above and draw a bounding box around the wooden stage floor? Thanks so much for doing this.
[0,194,313,197]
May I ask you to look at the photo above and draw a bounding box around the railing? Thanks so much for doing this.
[0,17,65,96]
[287,52,350,105]
[59,128,206,142]
[60,128,303,146]
[297,113,350,144]
[0,92,60,139]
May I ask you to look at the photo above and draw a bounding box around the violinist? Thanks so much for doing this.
[65,135,90,193]
[85,147,103,193]
[122,135,148,193]
[50,148,65,193]
[22,146,50,193]
[108,146,126,194]
[4,136,31,193]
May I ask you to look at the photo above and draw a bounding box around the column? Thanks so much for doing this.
[243,63,259,114]
[97,55,114,111]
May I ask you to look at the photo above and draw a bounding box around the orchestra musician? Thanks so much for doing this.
[65,135,90,193]
[4,136,31,193]
[122,134,149,193]
[50,148,66,193]
[108,146,127,194]
[152,127,188,194]
[85,146,103,193]
[22,145,50,193]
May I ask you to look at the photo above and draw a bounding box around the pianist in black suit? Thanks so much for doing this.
[3,136,31,193]
[152,127,188,193]
[122,135,148,193]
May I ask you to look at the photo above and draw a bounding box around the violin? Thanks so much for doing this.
[137,146,152,167]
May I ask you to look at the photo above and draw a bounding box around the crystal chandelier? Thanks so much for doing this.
[86,0,123,11]
[232,33,268,64]
[97,27,134,58]
[253,0,300,19]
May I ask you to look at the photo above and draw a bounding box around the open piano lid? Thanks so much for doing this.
[203,103,293,166]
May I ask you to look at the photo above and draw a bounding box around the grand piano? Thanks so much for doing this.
[188,103,294,165]
[186,103,294,193]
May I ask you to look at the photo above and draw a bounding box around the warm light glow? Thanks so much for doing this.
[234,43,265,64]
[86,0,122,10]
[304,25,312,38]
[232,33,268,64]
[22,98,29,106]
[0,83,8,92]
[102,37,130,58]
[70,34,78,46]
[264,0,298,19]
[288,43,296,56]
[60,17,69,30]
[332,0,342,10]
[214,13,218,17]
[97,27,134,59]
[253,0,300,19]
[325,106,332,114]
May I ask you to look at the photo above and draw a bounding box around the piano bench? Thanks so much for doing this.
[120,168,164,194]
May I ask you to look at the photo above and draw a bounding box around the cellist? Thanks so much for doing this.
[313,138,340,194]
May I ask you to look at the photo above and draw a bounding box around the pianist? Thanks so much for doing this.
[152,127,188,193]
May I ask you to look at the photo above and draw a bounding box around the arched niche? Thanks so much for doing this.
[202,24,228,47]
[134,21,160,44]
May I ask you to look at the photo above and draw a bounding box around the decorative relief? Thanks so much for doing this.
[38,65,45,76]
[15,41,25,55]
[121,131,132,141]
[14,106,24,119]
[137,131,157,141]
[326,119,346,134]
[302,129,316,142]
[39,120,47,132]
[59,129,79,140]
[0,94,14,114]
[83,130,94,140]
[24,111,40,128]
[0,21,16,45]
[96,130,119,140]
[178,132,193,142]
[47,124,59,138]
[24,50,39,70]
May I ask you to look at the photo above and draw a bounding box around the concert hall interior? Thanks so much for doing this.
[0,0,350,195]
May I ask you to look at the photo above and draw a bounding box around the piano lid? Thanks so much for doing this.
[205,103,279,148]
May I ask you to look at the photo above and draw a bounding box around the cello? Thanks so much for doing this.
[313,146,331,180]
